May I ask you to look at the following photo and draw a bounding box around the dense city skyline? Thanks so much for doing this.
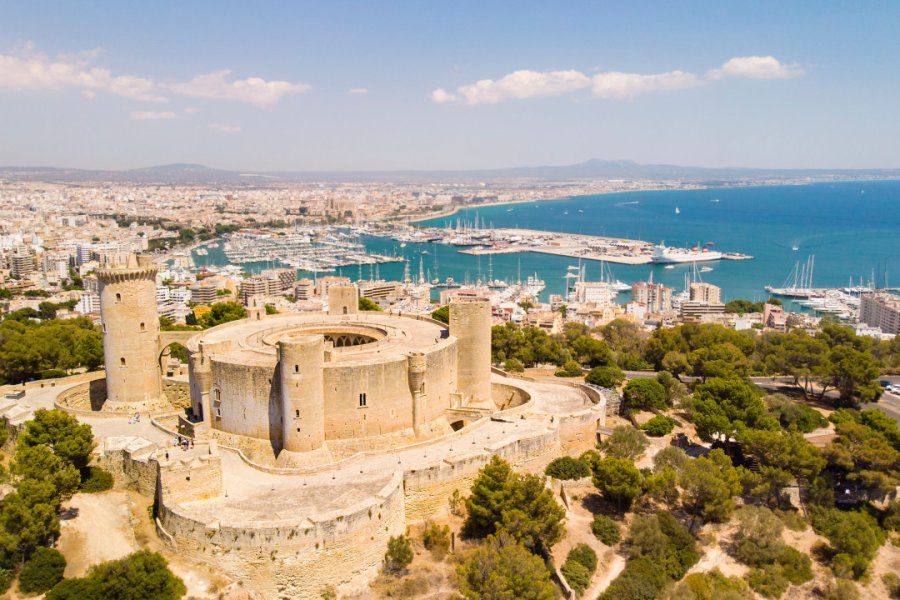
[1,2,899,171]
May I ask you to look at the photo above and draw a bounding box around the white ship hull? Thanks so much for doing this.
[651,249,723,264]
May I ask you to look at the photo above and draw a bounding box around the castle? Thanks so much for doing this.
[75,255,608,598]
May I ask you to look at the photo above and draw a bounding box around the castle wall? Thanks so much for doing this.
[210,340,458,450]
[210,359,280,446]
[157,472,406,599]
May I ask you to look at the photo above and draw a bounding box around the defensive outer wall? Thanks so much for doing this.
[54,261,607,598]
[92,373,607,599]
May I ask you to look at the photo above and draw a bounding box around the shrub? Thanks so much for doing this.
[623,378,667,411]
[545,456,591,480]
[504,358,525,373]
[320,585,338,600]
[773,508,807,532]
[882,572,900,599]
[358,297,382,311]
[641,415,675,437]
[591,514,621,545]
[585,365,625,388]
[567,543,598,573]
[41,369,68,380]
[80,466,114,493]
[448,489,465,517]
[820,578,860,600]
[45,550,184,600]
[561,558,591,595]
[0,569,10,594]
[777,546,812,585]
[385,535,413,573]
[19,547,67,593]
[601,426,649,460]
[747,564,789,598]
[555,359,583,377]
[674,569,752,599]
[457,532,554,600]
[811,507,885,578]
[599,557,667,600]
[422,523,450,560]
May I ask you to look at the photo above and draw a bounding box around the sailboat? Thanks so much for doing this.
[674,206,681,215]
[600,261,632,292]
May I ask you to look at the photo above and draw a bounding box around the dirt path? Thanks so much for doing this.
[57,491,139,577]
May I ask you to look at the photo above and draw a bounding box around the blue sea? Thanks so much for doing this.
[193,180,900,308]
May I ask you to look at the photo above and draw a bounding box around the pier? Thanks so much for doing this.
[453,228,751,265]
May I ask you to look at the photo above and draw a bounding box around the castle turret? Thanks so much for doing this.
[96,254,164,411]
[328,284,358,316]
[407,352,427,435]
[279,334,325,453]
[449,296,492,407]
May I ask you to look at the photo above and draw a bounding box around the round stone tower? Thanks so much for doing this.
[96,254,164,412]
[279,334,325,453]
[449,296,492,406]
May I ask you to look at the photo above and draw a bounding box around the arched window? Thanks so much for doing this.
[294,364,299,374]
[140,322,145,332]
[120,357,126,366]
[115,293,122,302]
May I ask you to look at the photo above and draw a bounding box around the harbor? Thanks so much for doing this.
[379,222,753,266]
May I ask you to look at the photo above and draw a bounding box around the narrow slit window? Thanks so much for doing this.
[359,392,367,407]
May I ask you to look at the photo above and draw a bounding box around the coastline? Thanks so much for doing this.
[405,177,892,226]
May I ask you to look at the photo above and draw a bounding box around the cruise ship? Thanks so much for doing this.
[651,242,723,264]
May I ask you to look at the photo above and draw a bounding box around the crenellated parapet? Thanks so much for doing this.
[95,265,159,284]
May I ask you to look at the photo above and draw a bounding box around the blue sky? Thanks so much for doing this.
[1,2,898,171]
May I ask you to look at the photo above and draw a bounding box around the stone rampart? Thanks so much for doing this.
[158,471,406,599]
[94,436,160,496]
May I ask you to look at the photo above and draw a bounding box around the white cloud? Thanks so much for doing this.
[348,87,368,95]
[453,69,592,105]
[591,70,700,99]
[431,88,458,104]
[707,56,804,80]
[170,70,310,108]
[0,44,166,102]
[0,43,309,108]
[433,68,699,105]
[208,123,241,133]
[434,56,800,105]
[129,110,176,120]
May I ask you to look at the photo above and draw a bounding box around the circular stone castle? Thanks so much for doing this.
[71,255,608,599]
[185,289,494,466]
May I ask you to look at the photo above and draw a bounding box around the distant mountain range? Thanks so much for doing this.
[1,159,899,185]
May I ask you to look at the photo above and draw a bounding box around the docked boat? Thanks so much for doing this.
[651,241,722,264]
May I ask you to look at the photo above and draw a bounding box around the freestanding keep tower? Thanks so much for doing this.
[96,254,164,412]
[449,296,492,407]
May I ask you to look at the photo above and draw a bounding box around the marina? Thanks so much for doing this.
[221,230,403,273]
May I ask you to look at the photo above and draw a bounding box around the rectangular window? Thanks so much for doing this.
[359,392,367,407]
